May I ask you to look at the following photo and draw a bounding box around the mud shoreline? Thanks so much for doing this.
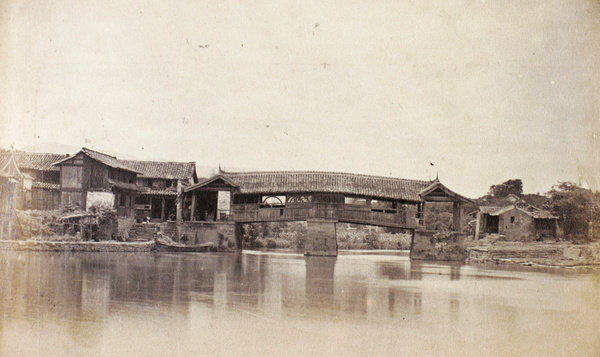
[0,239,155,252]
[466,241,600,268]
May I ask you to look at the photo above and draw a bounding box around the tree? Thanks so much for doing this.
[548,182,599,241]
[487,179,523,198]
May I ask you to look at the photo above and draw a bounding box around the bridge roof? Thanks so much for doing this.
[188,171,435,202]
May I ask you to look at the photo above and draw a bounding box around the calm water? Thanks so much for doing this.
[1,250,599,357]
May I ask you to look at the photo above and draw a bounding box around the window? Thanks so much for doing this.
[61,166,83,188]
[287,194,312,203]
[233,194,260,204]
[371,199,397,214]
[261,195,286,207]
[417,202,424,225]
[120,194,130,207]
[345,197,367,205]
[135,196,150,205]
[510,216,515,223]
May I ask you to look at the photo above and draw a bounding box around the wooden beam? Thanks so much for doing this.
[176,180,183,224]
[190,193,197,221]
[453,202,463,232]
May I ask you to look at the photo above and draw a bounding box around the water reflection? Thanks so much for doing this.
[0,252,472,322]
[0,252,500,323]
[305,257,336,312]
[1,251,599,356]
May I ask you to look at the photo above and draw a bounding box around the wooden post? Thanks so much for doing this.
[453,202,463,232]
[176,180,183,223]
[161,197,166,221]
[190,193,197,221]
[176,180,183,240]
[474,211,481,239]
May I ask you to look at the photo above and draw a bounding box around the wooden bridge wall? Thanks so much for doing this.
[230,202,417,228]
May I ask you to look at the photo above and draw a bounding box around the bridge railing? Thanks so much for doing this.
[231,202,409,227]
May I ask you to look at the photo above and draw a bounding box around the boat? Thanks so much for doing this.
[155,235,214,252]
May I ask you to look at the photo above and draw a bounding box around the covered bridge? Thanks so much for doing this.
[181,171,472,255]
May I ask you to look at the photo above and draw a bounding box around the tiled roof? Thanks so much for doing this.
[530,209,559,219]
[138,188,178,196]
[0,152,64,172]
[479,206,504,215]
[107,178,141,192]
[53,148,141,174]
[217,171,432,202]
[419,179,473,203]
[120,160,196,180]
[479,205,558,219]
[31,181,60,190]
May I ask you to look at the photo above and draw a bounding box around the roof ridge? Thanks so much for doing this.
[82,147,117,159]
[221,170,432,183]
[121,159,195,165]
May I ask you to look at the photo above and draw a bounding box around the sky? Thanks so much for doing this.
[1,0,599,198]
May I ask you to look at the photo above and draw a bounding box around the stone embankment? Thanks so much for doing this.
[0,240,155,252]
[467,241,600,267]
[128,223,160,241]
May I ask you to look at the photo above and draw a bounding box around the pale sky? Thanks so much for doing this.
[1,0,599,198]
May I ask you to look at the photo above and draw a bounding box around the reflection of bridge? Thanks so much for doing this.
[181,171,472,256]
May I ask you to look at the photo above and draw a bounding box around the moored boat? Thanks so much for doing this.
[155,235,214,252]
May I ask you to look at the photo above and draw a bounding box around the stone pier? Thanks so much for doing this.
[304,219,338,256]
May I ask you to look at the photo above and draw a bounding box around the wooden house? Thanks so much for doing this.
[52,148,142,217]
[120,160,197,222]
[0,151,64,210]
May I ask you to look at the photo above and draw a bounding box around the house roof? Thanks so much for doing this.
[419,179,474,203]
[188,171,435,202]
[138,188,178,197]
[0,152,64,172]
[185,174,239,191]
[53,148,142,174]
[31,181,60,191]
[0,155,24,180]
[479,204,558,219]
[107,178,142,192]
[530,209,559,219]
[478,206,504,215]
[120,160,196,180]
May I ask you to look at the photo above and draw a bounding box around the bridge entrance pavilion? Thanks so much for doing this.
[418,178,473,232]
[410,179,474,260]
[180,171,472,257]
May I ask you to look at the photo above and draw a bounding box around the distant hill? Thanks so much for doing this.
[20,142,80,155]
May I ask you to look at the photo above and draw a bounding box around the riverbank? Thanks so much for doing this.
[466,239,600,267]
[0,239,155,252]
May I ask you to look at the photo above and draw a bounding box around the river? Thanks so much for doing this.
[1,250,599,356]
